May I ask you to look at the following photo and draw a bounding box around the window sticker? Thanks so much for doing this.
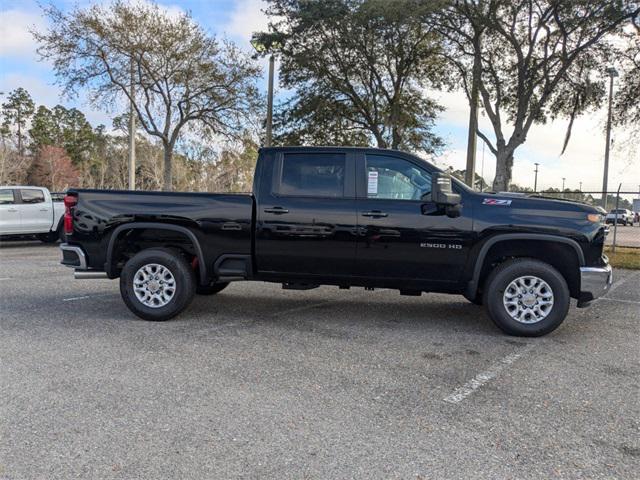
[367,170,378,196]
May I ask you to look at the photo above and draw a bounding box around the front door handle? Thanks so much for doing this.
[39,209,49,212]
[362,210,388,218]
[7,208,18,212]
[264,207,289,215]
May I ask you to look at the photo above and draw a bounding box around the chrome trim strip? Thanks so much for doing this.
[60,243,87,270]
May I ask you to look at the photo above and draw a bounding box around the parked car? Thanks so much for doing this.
[60,147,612,337]
[0,186,65,242]
[605,208,634,226]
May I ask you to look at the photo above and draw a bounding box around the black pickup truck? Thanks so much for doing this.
[60,146,612,336]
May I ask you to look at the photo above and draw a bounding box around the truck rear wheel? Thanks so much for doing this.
[483,258,570,337]
[120,248,196,321]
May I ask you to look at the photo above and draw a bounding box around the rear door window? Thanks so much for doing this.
[279,153,345,198]
[20,189,45,204]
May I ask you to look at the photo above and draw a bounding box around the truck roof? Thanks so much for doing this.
[258,146,410,155]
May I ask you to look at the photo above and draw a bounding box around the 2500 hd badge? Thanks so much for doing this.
[420,242,463,249]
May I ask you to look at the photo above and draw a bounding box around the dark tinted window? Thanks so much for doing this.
[20,189,45,204]
[365,155,431,200]
[0,189,15,205]
[280,153,345,197]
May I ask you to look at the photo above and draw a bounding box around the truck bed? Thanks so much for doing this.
[66,189,254,279]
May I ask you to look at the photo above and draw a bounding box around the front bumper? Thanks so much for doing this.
[578,262,613,307]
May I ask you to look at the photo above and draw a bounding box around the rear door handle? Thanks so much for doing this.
[39,209,49,212]
[7,208,18,212]
[264,207,289,215]
[362,210,388,218]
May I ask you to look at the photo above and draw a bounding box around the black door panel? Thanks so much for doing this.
[355,153,473,284]
[255,150,357,277]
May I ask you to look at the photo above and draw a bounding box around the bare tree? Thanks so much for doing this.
[437,0,639,191]
[35,0,261,190]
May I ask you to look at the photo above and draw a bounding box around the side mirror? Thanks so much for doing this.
[431,172,461,207]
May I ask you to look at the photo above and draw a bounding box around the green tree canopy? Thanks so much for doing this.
[255,0,447,154]
[29,105,95,166]
[1,87,35,156]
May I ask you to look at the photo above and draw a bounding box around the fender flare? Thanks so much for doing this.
[466,233,585,297]
[105,222,207,284]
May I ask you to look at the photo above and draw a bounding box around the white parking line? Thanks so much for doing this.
[598,297,640,305]
[443,343,536,404]
[0,277,11,281]
[62,293,116,302]
[62,295,92,302]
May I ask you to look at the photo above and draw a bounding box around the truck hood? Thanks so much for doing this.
[480,192,604,214]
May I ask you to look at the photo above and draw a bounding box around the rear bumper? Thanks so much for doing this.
[60,243,87,270]
[578,263,613,307]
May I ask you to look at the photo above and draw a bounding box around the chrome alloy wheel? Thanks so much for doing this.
[503,275,554,324]
[133,263,176,308]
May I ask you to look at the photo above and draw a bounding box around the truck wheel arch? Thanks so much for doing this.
[105,222,208,285]
[466,233,585,300]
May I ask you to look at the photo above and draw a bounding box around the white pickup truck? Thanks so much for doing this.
[605,208,635,226]
[0,186,65,242]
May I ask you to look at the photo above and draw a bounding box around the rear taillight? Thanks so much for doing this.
[63,194,77,234]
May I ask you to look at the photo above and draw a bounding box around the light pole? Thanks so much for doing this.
[579,181,582,192]
[251,39,276,147]
[128,59,136,190]
[265,55,275,147]
[562,177,566,191]
[601,67,618,209]
[533,163,539,192]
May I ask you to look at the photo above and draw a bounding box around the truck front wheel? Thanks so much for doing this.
[483,258,570,337]
[120,248,196,321]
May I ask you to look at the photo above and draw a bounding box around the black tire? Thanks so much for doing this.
[37,230,59,243]
[196,282,229,295]
[483,258,570,337]
[119,248,196,321]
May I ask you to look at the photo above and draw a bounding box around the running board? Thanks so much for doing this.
[74,271,108,279]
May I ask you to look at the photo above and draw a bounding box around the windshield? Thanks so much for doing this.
[609,209,627,214]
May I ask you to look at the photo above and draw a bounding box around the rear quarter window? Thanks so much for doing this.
[0,189,15,205]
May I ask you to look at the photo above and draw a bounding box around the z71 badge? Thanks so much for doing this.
[483,198,512,206]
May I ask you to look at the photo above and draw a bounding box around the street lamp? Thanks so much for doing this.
[601,67,618,209]
[251,39,277,147]
[533,163,539,192]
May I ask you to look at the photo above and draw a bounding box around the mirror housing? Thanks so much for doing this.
[431,172,461,207]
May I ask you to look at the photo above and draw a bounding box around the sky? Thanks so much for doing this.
[1,0,639,194]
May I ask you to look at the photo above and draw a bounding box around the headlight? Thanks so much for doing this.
[587,213,603,223]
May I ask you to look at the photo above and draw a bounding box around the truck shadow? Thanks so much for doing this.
[0,239,60,249]
[188,290,496,338]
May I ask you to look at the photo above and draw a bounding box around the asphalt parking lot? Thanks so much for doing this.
[1,241,639,480]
